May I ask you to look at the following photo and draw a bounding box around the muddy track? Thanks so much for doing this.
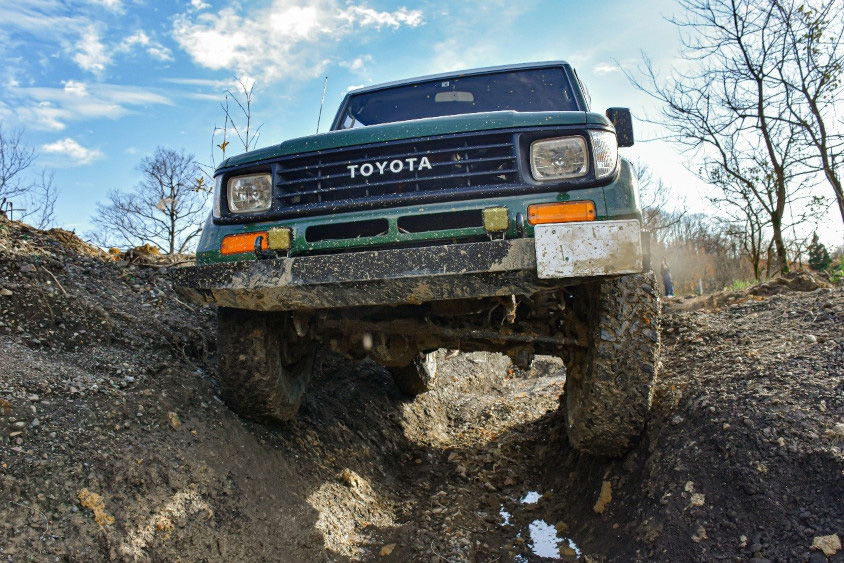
[0,216,842,562]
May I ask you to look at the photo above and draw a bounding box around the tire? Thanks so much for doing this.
[389,351,438,396]
[562,272,660,457]
[216,307,316,422]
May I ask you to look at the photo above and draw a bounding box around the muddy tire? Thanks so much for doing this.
[563,272,660,457]
[216,307,316,422]
[389,351,438,396]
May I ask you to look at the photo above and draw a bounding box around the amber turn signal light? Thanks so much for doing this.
[220,232,268,255]
[527,201,596,225]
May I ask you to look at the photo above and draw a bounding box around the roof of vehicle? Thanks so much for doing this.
[345,61,573,96]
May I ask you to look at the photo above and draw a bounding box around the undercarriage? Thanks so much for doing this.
[310,288,579,369]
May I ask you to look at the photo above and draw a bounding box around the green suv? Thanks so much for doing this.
[174,61,660,456]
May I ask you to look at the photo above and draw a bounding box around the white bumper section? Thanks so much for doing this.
[534,219,643,279]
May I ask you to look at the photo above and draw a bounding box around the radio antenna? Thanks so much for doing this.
[316,76,328,133]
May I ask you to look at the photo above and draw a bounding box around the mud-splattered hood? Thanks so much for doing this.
[218,110,613,170]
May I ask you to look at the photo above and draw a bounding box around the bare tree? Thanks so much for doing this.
[18,170,59,229]
[659,212,748,292]
[773,0,844,227]
[628,0,817,273]
[629,159,686,236]
[708,163,771,280]
[228,77,262,153]
[91,148,207,254]
[212,77,264,166]
[0,124,60,227]
[0,125,35,202]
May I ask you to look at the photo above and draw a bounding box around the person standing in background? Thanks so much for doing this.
[660,257,674,298]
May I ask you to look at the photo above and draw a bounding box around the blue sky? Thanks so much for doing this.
[2,0,841,246]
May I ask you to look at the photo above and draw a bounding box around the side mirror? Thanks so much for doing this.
[606,107,634,147]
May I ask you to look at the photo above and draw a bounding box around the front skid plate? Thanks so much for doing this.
[173,238,568,311]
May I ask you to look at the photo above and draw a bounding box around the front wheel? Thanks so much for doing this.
[216,307,317,422]
[562,273,660,457]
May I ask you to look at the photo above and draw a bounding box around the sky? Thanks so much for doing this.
[1,0,842,247]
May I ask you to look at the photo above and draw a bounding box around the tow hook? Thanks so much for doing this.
[516,212,527,237]
[253,236,276,260]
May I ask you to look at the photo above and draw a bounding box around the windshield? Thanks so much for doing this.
[334,67,580,130]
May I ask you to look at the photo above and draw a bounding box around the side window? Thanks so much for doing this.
[342,114,357,129]
[573,69,591,110]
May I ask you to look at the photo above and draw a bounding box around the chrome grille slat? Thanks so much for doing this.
[276,157,515,189]
[277,141,513,176]
[274,132,518,210]
[280,167,520,200]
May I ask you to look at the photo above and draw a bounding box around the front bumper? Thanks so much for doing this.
[172,220,643,312]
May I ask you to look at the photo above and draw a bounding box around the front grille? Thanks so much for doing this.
[275,131,518,212]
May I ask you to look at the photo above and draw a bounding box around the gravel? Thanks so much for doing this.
[0,215,841,562]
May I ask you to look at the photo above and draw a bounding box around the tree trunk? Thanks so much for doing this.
[771,217,789,274]
[749,250,761,282]
[829,174,844,228]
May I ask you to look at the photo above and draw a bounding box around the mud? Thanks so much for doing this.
[172,238,544,311]
[0,215,842,561]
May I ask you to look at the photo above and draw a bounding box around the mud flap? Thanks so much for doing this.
[534,220,643,279]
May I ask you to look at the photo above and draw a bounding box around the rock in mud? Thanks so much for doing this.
[812,534,842,557]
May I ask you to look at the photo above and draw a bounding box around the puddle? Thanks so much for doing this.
[500,489,542,528]
[499,506,512,526]
[521,491,542,504]
[501,489,582,560]
[528,519,581,559]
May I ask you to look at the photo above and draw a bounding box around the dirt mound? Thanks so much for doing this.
[750,271,833,295]
[45,228,111,260]
[1,215,842,561]
[636,286,843,561]
[664,271,833,314]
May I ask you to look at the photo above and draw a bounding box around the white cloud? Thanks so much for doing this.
[118,31,174,62]
[27,103,69,131]
[340,6,424,29]
[1,1,172,77]
[594,63,620,75]
[172,1,424,81]
[190,0,210,10]
[341,55,373,72]
[10,82,173,131]
[161,77,236,102]
[73,25,110,75]
[428,0,540,73]
[163,77,231,88]
[184,92,222,101]
[121,31,150,48]
[146,46,174,62]
[41,138,104,165]
[84,0,123,11]
[63,80,88,96]
[0,1,87,36]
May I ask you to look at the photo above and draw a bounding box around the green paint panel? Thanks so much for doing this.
[196,189,613,264]
[586,113,613,127]
[602,159,642,219]
[220,111,606,169]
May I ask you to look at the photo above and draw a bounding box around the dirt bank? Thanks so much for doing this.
[0,216,841,561]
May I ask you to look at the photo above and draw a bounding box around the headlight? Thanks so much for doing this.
[212,175,222,218]
[530,137,588,181]
[227,173,272,214]
[589,130,619,179]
